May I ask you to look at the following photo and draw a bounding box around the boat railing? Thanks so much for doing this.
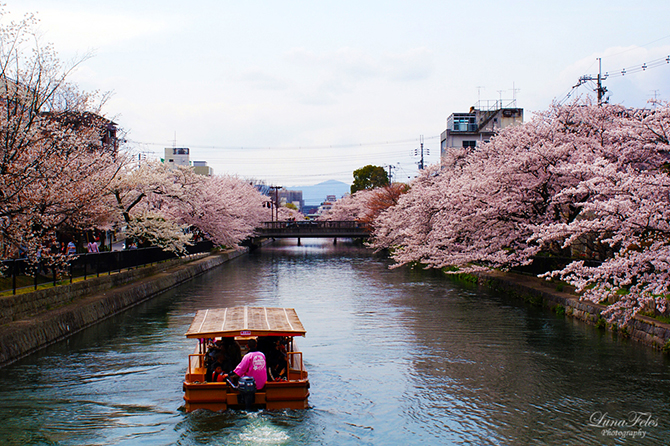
[287,351,305,381]
[187,351,306,383]
[187,354,207,381]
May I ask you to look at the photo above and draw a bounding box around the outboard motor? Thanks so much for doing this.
[237,376,256,410]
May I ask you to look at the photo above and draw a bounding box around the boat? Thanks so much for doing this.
[182,306,310,412]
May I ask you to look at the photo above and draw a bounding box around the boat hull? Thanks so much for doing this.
[183,378,310,412]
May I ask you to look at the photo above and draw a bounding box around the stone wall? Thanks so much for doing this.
[0,250,246,367]
[0,254,210,325]
[474,270,670,351]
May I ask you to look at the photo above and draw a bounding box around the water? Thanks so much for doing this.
[0,239,668,445]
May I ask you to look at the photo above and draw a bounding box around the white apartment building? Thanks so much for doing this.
[163,147,213,176]
[440,103,523,161]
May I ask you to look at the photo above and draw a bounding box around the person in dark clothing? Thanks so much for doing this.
[224,338,242,366]
[266,337,288,381]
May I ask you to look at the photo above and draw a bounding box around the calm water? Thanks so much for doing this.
[0,239,668,445]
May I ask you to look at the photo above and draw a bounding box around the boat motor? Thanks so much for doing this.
[235,376,257,410]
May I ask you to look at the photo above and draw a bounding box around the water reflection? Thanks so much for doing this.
[0,239,668,445]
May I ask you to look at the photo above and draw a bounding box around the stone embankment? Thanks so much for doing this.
[474,270,670,351]
[0,250,246,368]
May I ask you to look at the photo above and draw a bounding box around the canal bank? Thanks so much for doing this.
[0,249,247,368]
[471,270,670,352]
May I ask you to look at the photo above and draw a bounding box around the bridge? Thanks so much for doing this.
[256,220,371,240]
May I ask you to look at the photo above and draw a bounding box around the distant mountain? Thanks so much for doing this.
[287,180,350,205]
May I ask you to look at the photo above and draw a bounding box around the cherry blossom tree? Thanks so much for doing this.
[276,205,304,221]
[323,183,408,224]
[322,190,374,221]
[107,161,268,251]
[107,161,201,251]
[170,174,267,248]
[533,105,670,324]
[0,10,124,265]
[371,100,670,326]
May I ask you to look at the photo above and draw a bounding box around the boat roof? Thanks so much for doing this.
[184,306,306,339]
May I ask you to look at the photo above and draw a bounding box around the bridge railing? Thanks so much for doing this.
[257,220,371,236]
[261,220,368,230]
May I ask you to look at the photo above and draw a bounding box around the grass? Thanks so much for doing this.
[639,311,670,325]
[554,304,566,316]
[0,276,88,297]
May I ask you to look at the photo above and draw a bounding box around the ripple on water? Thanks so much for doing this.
[1,241,669,445]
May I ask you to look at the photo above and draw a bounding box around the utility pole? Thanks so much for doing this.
[574,57,608,106]
[596,58,607,105]
[414,135,428,170]
[386,163,397,182]
[269,186,281,222]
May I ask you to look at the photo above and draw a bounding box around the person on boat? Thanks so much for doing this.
[211,364,227,382]
[266,337,288,381]
[217,350,234,374]
[229,338,267,390]
[223,338,242,366]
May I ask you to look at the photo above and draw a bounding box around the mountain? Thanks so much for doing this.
[287,180,350,205]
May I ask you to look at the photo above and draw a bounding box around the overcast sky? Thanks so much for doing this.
[10,1,670,186]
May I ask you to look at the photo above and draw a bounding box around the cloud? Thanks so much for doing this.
[381,47,434,81]
[237,69,289,91]
[284,46,434,105]
[285,46,434,82]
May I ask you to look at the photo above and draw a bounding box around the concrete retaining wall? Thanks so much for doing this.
[474,271,670,351]
[0,254,211,325]
[0,249,247,368]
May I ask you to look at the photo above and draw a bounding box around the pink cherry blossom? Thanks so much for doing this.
[371,100,670,326]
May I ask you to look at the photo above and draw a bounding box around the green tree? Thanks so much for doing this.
[351,165,389,193]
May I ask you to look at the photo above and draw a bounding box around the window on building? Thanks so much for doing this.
[462,141,476,148]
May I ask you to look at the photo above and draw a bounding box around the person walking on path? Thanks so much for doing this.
[66,241,77,256]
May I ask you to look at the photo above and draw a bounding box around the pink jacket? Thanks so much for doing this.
[234,351,267,390]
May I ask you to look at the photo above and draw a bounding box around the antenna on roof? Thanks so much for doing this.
[476,86,484,106]
[511,82,520,107]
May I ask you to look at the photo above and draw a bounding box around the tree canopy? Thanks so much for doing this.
[370,100,670,327]
[0,11,272,264]
[351,165,389,194]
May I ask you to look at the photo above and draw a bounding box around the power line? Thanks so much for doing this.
[126,135,440,151]
[606,54,670,78]
[559,53,670,105]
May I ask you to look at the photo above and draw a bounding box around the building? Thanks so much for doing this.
[440,102,523,161]
[192,161,213,176]
[0,78,120,155]
[163,147,213,176]
[314,195,338,218]
[164,147,191,167]
[278,189,304,212]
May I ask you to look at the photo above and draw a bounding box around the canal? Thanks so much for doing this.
[0,239,668,445]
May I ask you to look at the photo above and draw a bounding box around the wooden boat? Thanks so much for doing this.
[183,306,309,412]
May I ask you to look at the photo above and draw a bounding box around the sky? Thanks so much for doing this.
[8,1,670,186]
